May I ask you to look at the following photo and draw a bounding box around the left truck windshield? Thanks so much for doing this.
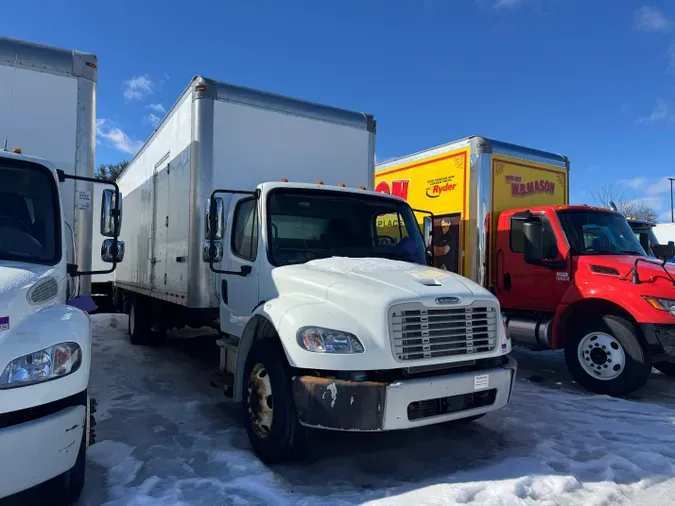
[0,160,60,265]
[266,188,427,266]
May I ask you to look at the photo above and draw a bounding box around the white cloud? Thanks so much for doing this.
[636,98,671,123]
[634,6,672,33]
[96,119,143,155]
[646,177,673,195]
[619,177,648,190]
[494,0,529,7]
[146,103,166,114]
[144,113,161,127]
[123,75,154,101]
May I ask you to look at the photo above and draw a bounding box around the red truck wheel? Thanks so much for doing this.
[564,315,651,396]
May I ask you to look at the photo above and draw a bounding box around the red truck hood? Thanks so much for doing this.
[578,255,675,285]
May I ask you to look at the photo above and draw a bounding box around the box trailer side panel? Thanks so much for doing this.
[212,99,373,191]
[0,37,97,293]
[653,223,675,245]
[470,138,569,288]
[375,143,471,275]
[115,91,193,302]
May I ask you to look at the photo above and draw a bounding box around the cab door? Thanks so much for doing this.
[218,195,260,338]
[496,211,571,311]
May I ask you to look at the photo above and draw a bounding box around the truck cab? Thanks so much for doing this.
[0,150,123,501]
[498,205,675,394]
[205,181,517,463]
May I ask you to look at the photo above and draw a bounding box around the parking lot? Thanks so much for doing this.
[48,313,674,506]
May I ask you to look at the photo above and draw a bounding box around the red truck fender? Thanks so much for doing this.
[550,282,642,350]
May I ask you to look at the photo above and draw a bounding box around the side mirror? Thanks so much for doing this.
[523,220,544,265]
[653,241,675,261]
[202,241,223,263]
[101,189,122,237]
[101,239,125,263]
[422,216,433,249]
[205,197,225,240]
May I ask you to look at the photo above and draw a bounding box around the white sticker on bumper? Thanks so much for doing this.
[474,374,489,390]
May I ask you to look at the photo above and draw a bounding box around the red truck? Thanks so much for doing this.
[376,136,675,395]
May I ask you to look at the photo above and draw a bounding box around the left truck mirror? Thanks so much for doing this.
[101,188,122,237]
[101,239,125,263]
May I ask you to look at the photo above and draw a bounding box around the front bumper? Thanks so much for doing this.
[292,355,517,431]
[0,403,85,499]
[642,324,675,360]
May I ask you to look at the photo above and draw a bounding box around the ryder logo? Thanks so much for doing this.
[425,182,457,198]
[375,179,409,200]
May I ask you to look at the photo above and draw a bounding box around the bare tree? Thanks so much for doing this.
[590,184,657,223]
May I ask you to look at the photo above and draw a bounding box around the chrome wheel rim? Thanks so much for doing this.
[578,332,626,381]
[247,363,274,438]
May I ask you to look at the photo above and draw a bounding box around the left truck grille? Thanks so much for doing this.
[390,303,499,361]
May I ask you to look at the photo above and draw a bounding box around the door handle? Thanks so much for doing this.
[221,265,251,277]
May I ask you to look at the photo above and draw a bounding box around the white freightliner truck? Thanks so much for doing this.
[0,37,124,501]
[112,76,517,463]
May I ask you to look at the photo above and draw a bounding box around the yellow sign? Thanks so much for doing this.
[489,155,568,283]
[375,147,470,274]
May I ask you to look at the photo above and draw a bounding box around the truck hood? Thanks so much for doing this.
[271,257,494,307]
[578,255,675,284]
[0,261,63,339]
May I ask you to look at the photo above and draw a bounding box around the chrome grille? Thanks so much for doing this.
[391,304,499,361]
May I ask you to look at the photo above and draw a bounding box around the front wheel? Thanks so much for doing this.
[242,340,305,464]
[565,315,652,396]
[654,361,675,377]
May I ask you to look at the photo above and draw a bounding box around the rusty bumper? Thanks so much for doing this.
[292,376,386,431]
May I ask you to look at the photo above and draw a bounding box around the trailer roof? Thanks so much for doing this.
[0,36,97,82]
[376,136,569,172]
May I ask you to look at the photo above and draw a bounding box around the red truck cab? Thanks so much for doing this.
[497,204,675,395]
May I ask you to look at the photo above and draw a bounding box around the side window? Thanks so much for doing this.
[374,212,409,246]
[540,216,558,259]
[231,198,258,260]
[510,215,558,259]
[510,218,525,253]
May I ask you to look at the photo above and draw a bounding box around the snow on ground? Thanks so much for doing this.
[67,314,675,506]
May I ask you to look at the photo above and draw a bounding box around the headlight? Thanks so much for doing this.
[0,342,82,389]
[643,296,675,316]
[297,327,365,354]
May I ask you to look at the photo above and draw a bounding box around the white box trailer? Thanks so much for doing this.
[113,76,375,315]
[113,76,515,464]
[0,35,97,295]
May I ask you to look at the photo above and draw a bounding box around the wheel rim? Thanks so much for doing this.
[247,363,274,439]
[578,332,626,381]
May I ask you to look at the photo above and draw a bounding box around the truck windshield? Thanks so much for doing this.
[0,160,60,265]
[557,210,647,257]
[267,188,427,266]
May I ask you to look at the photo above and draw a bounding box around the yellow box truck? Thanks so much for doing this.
[375,136,569,285]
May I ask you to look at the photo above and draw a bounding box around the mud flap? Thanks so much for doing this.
[292,376,386,431]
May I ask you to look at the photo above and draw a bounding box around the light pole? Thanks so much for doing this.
[670,177,675,223]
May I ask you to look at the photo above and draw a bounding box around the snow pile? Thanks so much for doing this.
[81,314,675,505]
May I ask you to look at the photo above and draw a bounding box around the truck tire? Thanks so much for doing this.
[564,315,651,396]
[654,362,675,376]
[128,297,152,345]
[242,339,306,464]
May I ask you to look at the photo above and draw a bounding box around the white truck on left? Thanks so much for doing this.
[0,36,124,502]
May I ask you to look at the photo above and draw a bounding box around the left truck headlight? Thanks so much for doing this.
[0,342,82,389]
[644,296,675,316]
[297,327,365,354]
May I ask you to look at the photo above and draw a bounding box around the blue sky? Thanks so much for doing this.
[4,0,675,221]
